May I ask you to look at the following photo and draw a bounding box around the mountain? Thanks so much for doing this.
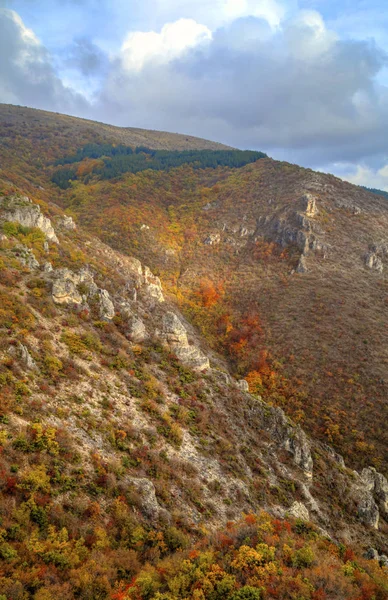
[0,104,387,599]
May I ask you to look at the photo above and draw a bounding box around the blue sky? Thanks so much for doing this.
[1,0,388,189]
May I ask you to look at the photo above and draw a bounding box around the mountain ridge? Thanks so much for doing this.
[0,105,387,599]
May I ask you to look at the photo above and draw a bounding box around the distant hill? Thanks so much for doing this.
[362,185,388,200]
[0,103,232,152]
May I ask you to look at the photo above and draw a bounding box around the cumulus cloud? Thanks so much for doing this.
[2,2,388,184]
[337,163,388,191]
[121,19,212,72]
[0,8,89,113]
[66,37,108,77]
[97,10,388,171]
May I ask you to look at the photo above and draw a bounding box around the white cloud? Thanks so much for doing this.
[0,8,89,113]
[285,10,338,60]
[121,18,212,72]
[340,163,388,191]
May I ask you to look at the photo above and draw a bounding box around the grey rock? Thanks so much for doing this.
[288,501,309,521]
[361,467,388,518]
[15,245,39,270]
[296,255,308,273]
[128,316,147,342]
[127,477,160,521]
[365,252,383,273]
[52,268,83,305]
[99,289,115,320]
[8,343,38,371]
[358,492,379,529]
[379,555,388,567]
[204,232,221,245]
[364,547,379,561]
[161,312,210,371]
[0,195,59,243]
[236,379,249,392]
[43,261,53,273]
[58,215,76,230]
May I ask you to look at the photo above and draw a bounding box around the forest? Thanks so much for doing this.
[51,144,267,188]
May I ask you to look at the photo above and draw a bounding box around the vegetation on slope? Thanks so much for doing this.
[51,144,267,188]
[0,104,387,478]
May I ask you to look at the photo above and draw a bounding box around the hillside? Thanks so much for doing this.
[0,105,387,599]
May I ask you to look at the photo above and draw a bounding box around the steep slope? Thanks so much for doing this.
[0,188,387,599]
[0,105,387,476]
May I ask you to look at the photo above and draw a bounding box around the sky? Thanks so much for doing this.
[1,0,388,189]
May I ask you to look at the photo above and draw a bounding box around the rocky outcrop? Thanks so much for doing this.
[236,379,249,392]
[302,193,318,217]
[98,289,115,320]
[296,255,308,273]
[361,467,388,518]
[142,266,164,303]
[161,312,210,371]
[57,215,76,231]
[8,343,38,371]
[254,403,313,477]
[288,501,309,521]
[0,195,59,243]
[127,477,162,521]
[14,245,40,270]
[358,493,379,529]
[52,268,85,305]
[204,232,221,245]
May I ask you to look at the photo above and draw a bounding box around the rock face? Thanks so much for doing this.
[302,193,318,217]
[8,343,38,371]
[0,195,59,243]
[128,316,147,342]
[58,215,76,230]
[204,232,221,245]
[361,467,388,518]
[289,501,310,521]
[51,267,98,307]
[127,477,161,521]
[257,404,313,477]
[358,493,379,529]
[52,268,84,305]
[15,245,40,270]
[161,312,210,371]
[98,289,115,320]
[236,379,249,392]
[142,266,164,303]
